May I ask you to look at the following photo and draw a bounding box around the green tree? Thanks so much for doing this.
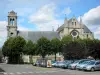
[23,40,37,63]
[61,35,72,45]
[63,41,86,60]
[51,38,61,61]
[36,37,51,58]
[85,39,100,59]
[0,48,3,63]
[2,37,13,57]
[2,36,26,64]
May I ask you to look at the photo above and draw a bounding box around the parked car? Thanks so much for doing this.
[83,60,100,71]
[57,61,66,68]
[68,59,93,70]
[52,61,57,67]
[61,60,74,69]
[52,61,66,68]
[76,61,91,70]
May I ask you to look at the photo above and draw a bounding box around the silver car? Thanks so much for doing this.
[76,61,91,70]
[83,60,100,71]
[69,59,91,69]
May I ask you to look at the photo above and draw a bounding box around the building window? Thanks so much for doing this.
[10,32,13,36]
[10,18,14,25]
[75,22,76,26]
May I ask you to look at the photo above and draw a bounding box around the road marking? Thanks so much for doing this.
[9,73,14,75]
[16,72,21,74]
[28,72,33,73]
[1,70,60,75]
[3,72,7,75]
[35,71,41,73]
[22,72,27,73]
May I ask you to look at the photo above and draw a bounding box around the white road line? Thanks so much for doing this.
[22,72,27,73]
[9,72,14,75]
[16,72,21,74]
[42,72,47,73]
[3,72,7,75]
[35,71,41,73]
[28,72,33,73]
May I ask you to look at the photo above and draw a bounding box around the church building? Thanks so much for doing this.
[7,11,93,41]
[7,11,94,62]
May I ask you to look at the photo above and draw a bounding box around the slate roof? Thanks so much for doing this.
[83,25,92,33]
[18,31,60,42]
[57,24,65,31]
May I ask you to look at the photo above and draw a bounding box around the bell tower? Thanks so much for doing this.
[7,10,17,38]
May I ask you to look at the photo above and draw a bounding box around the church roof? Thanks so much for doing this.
[57,24,65,31]
[8,10,17,16]
[18,31,60,43]
[83,25,92,33]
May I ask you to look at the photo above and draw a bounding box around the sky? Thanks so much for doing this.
[0,0,100,47]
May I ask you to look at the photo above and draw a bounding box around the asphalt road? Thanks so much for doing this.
[0,63,100,75]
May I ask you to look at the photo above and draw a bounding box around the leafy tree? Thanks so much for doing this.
[61,35,72,45]
[36,37,51,58]
[85,39,100,59]
[63,41,86,60]
[0,48,3,63]
[23,40,37,63]
[51,38,61,61]
[2,37,14,57]
[2,36,26,64]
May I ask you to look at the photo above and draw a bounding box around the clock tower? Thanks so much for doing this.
[7,10,17,38]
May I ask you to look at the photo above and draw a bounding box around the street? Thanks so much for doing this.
[0,63,100,75]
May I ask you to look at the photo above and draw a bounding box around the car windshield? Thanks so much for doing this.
[81,61,90,64]
[73,60,79,63]
[87,61,95,65]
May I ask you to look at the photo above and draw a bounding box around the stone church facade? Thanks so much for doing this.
[7,11,93,62]
[57,16,94,40]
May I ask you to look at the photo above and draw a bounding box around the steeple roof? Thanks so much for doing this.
[8,10,17,16]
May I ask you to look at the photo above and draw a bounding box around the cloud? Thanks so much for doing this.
[0,21,7,47]
[62,7,71,15]
[18,26,32,31]
[29,3,65,31]
[77,6,100,39]
[0,20,32,47]
[82,6,100,25]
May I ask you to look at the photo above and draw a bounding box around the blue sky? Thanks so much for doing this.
[0,0,100,47]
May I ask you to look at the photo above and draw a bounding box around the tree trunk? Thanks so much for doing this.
[29,55,33,64]
[42,55,45,59]
[55,53,56,61]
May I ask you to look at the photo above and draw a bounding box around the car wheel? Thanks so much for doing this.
[91,68,95,72]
